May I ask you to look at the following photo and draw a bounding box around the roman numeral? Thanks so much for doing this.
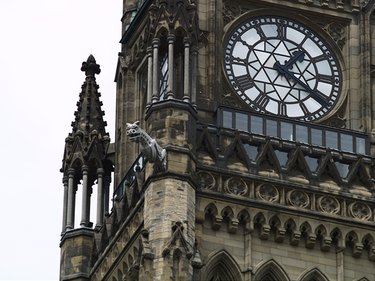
[254,94,269,109]
[277,24,287,39]
[310,55,328,63]
[235,75,254,91]
[231,57,248,66]
[279,103,287,116]
[316,74,334,84]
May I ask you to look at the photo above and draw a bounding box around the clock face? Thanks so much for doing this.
[224,15,342,121]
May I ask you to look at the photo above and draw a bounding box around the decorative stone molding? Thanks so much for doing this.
[191,241,203,269]
[140,229,154,260]
[222,93,243,108]
[323,22,346,49]
[223,0,249,26]
[287,190,310,209]
[222,0,361,29]
[349,202,372,221]
[256,184,279,203]
[317,196,340,214]
[148,0,200,44]
[197,171,216,190]
[198,201,375,261]
[197,169,375,225]
[224,177,248,196]
[162,221,193,259]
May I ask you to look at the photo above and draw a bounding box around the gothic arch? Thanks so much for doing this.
[253,259,290,281]
[204,202,219,217]
[202,250,242,281]
[221,206,235,220]
[298,267,330,281]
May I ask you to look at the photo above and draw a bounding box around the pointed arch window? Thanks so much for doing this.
[298,267,330,281]
[207,264,239,281]
[204,251,242,281]
[208,268,235,281]
[253,260,290,281]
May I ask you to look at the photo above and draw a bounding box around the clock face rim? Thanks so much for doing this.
[223,13,345,122]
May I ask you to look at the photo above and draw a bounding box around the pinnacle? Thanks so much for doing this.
[81,54,101,77]
[70,55,108,138]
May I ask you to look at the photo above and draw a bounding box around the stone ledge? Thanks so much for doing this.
[60,228,95,246]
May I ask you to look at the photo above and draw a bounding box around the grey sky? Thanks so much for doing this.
[0,1,120,279]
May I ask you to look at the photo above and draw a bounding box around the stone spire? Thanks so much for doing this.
[60,55,112,232]
[61,55,110,170]
[72,54,107,138]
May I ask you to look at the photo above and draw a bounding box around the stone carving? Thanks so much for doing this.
[256,184,279,203]
[222,93,242,108]
[287,190,310,209]
[224,177,248,196]
[222,0,249,25]
[223,0,241,25]
[324,22,346,49]
[197,171,216,190]
[126,121,167,171]
[317,196,340,214]
[119,53,132,72]
[162,221,192,258]
[148,0,200,44]
[349,202,372,221]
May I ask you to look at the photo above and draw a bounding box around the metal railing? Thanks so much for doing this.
[113,153,146,200]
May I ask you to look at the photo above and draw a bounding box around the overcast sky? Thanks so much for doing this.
[0,1,121,279]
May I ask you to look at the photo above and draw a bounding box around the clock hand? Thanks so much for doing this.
[285,50,305,69]
[274,50,305,72]
[274,63,329,106]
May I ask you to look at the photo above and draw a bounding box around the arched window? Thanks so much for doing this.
[203,250,242,281]
[253,259,290,281]
[298,268,330,281]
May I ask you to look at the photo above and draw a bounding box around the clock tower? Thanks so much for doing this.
[60,0,375,280]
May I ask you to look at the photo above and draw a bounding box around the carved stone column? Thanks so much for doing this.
[152,38,161,103]
[80,165,90,227]
[61,176,68,233]
[147,47,153,107]
[167,34,176,100]
[96,168,105,228]
[183,38,191,103]
[191,46,198,107]
[66,168,76,230]
[104,173,111,215]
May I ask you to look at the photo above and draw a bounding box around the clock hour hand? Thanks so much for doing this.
[274,50,305,73]
[282,50,305,70]
[273,62,329,106]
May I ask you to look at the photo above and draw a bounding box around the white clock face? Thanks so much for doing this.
[224,16,342,121]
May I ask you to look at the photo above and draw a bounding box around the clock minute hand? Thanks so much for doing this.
[274,63,329,107]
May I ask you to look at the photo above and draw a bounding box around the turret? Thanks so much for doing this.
[59,55,113,281]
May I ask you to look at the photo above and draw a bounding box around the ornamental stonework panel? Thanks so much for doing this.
[256,184,279,203]
[317,196,340,215]
[197,170,375,223]
[286,190,310,209]
[197,171,216,191]
[348,202,372,221]
[224,177,248,196]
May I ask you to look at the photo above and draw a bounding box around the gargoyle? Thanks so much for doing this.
[126,121,166,171]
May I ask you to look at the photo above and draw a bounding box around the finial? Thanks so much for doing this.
[81,54,101,77]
